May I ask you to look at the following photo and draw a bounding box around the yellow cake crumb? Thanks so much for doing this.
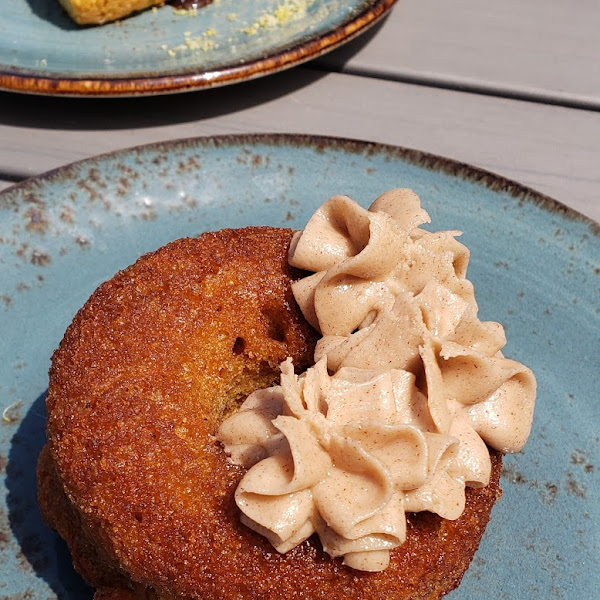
[173,7,197,16]
[240,0,311,36]
[162,28,218,57]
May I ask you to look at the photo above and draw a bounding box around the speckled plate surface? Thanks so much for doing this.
[0,134,598,599]
[0,0,396,96]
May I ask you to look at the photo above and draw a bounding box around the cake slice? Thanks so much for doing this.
[58,0,165,25]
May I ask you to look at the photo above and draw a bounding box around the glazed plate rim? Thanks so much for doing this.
[3,132,597,227]
[0,0,397,97]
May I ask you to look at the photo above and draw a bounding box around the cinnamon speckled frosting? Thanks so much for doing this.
[218,189,536,572]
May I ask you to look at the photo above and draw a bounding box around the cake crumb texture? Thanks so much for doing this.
[58,0,166,25]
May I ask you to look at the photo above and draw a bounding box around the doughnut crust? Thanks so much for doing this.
[38,226,502,600]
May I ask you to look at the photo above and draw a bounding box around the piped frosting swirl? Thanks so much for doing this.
[217,189,536,571]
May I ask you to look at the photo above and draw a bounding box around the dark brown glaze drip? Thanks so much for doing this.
[168,0,214,9]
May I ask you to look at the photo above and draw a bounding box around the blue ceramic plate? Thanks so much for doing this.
[0,134,598,599]
[0,0,396,96]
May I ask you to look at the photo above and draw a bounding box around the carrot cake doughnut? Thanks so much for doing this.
[38,192,536,600]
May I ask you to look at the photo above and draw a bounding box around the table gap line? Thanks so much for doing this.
[310,64,600,113]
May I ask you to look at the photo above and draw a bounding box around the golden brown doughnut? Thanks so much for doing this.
[38,226,501,600]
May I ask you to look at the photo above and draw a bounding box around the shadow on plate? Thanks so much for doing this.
[5,390,93,600]
[23,0,81,31]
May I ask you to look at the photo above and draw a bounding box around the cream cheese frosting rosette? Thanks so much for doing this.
[217,189,536,572]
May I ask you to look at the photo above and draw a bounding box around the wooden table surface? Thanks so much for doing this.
[1,0,599,221]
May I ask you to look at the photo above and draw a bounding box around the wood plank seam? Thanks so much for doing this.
[308,64,600,112]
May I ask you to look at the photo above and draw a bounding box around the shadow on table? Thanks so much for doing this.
[5,391,93,599]
[0,67,326,130]
[312,17,385,72]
